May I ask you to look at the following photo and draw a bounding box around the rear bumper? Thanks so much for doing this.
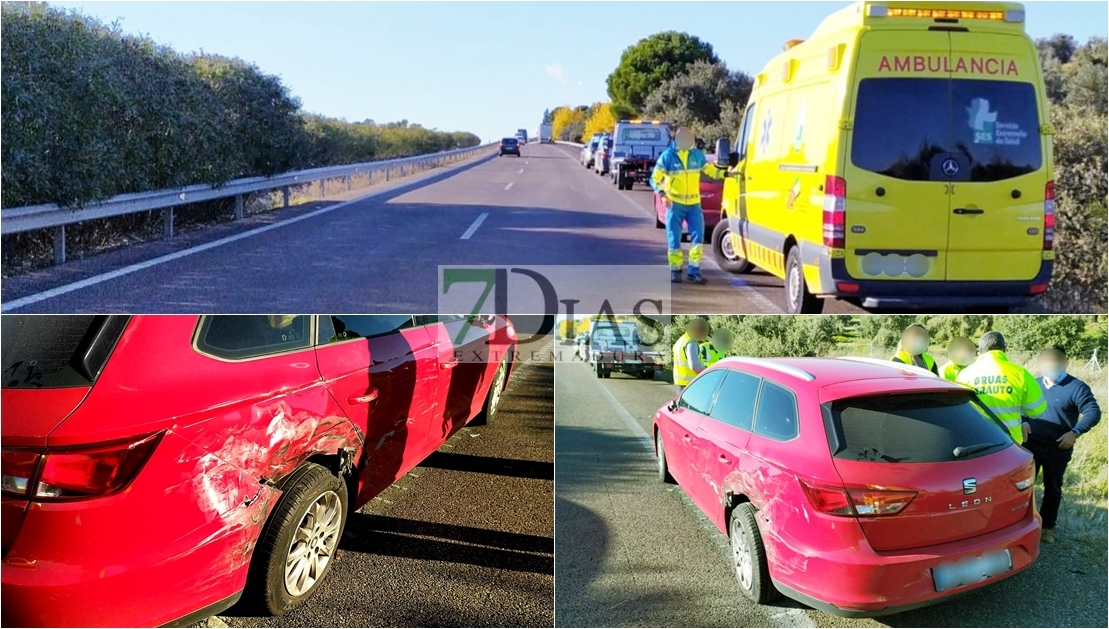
[769,511,1041,617]
[807,244,1052,308]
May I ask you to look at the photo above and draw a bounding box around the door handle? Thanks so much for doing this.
[718,454,731,464]
[683,434,693,443]
[440,358,459,370]
[953,208,985,215]
[348,388,379,405]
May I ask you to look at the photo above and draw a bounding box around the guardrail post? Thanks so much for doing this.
[318,179,325,199]
[53,226,66,265]
[164,208,174,239]
[385,168,390,182]
[282,186,290,208]
[345,175,352,191]
[234,194,244,221]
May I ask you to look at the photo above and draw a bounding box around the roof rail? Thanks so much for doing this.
[837,356,939,377]
[717,357,816,382]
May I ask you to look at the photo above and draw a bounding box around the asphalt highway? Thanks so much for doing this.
[218,341,554,628]
[554,361,1108,628]
[3,143,867,314]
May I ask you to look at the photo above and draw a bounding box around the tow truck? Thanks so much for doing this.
[610,119,671,190]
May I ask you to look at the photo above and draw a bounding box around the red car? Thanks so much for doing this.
[653,356,1039,617]
[654,174,722,242]
[2,315,516,627]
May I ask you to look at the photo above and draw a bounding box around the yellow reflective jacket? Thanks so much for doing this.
[700,342,725,367]
[650,147,726,205]
[956,351,1047,443]
[939,361,966,382]
[891,350,937,374]
[672,332,698,386]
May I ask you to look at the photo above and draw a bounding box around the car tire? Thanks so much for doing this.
[655,432,675,484]
[730,503,779,604]
[249,463,348,616]
[472,350,511,426]
[712,221,753,274]
[785,246,824,314]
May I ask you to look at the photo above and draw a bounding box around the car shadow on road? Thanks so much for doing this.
[341,513,553,575]
[418,451,553,481]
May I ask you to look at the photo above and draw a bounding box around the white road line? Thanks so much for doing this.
[590,369,655,453]
[3,152,497,313]
[459,212,488,240]
[504,181,514,191]
[518,169,524,174]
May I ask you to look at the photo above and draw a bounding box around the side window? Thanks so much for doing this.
[195,316,310,360]
[318,316,415,344]
[753,381,800,441]
[736,102,757,161]
[708,371,762,431]
[678,369,726,415]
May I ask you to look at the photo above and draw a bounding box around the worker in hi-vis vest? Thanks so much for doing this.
[940,336,976,382]
[672,318,709,394]
[651,127,729,285]
[957,331,1045,444]
[890,323,938,376]
[700,328,733,367]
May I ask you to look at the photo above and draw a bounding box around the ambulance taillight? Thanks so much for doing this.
[1043,180,1055,251]
[823,175,848,249]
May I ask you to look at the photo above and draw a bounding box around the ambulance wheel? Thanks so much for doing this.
[713,222,752,274]
[784,246,823,314]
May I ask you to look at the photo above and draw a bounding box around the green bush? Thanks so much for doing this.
[0,3,480,210]
[993,315,1098,357]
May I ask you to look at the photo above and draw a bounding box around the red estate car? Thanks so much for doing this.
[654,174,722,242]
[2,315,516,627]
[653,356,1040,617]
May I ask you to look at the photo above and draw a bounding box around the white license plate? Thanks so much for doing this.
[932,549,1012,592]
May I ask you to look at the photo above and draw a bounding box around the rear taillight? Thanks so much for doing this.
[0,433,161,501]
[1010,461,1035,491]
[1043,180,1055,251]
[800,479,917,516]
[822,175,847,248]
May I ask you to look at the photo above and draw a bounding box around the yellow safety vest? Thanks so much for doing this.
[673,333,697,386]
[651,149,725,205]
[892,350,936,373]
[956,351,1047,443]
[701,343,725,367]
[939,361,965,382]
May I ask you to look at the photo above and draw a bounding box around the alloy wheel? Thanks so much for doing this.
[284,490,342,597]
[731,517,753,591]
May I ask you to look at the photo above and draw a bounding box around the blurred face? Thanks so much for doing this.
[688,321,708,342]
[1038,350,1068,380]
[675,129,695,151]
[904,329,930,355]
[948,342,975,367]
[711,331,733,351]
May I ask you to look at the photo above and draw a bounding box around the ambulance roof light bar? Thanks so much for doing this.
[866,4,1025,22]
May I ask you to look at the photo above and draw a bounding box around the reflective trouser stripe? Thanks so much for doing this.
[689,243,703,265]
[668,250,683,269]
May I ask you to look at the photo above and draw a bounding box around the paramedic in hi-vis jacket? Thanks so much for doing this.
[651,127,729,285]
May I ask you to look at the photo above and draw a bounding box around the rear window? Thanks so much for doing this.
[618,127,666,143]
[502,138,517,144]
[1,315,127,389]
[826,391,1013,463]
[851,78,1042,182]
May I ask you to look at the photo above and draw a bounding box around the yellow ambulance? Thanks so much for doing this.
[712,1,1054,313]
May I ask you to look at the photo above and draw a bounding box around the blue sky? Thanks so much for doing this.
[56,1,1108,143]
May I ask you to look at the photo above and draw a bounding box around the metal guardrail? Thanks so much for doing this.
[555,140,585,147]
[2,143,496,263]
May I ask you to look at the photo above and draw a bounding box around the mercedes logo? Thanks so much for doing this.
[942,158,960,177]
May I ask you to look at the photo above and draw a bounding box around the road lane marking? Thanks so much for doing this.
[2,152,499,312]
[460,212,489,240]
[590,369,655,453]
[505,181,514,191]
[518,169,524,174]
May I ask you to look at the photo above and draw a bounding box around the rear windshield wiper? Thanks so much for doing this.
[953,443,1005,458]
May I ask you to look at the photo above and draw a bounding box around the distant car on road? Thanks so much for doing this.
[653,356,1039,617]
[593,136,613,176]
[655,168,722,242]
[499,137,521,156]
[580,133,607,169]
[1,315,517,627]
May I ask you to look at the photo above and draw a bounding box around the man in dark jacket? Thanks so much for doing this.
[1027,345,1102,544]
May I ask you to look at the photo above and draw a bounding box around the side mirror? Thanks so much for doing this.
[666,399,679,412]
[728,151,740,167]
[714,138,731,167]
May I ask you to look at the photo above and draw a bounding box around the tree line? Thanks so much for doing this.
[0,2,480,210]
[544,29,1107,313]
